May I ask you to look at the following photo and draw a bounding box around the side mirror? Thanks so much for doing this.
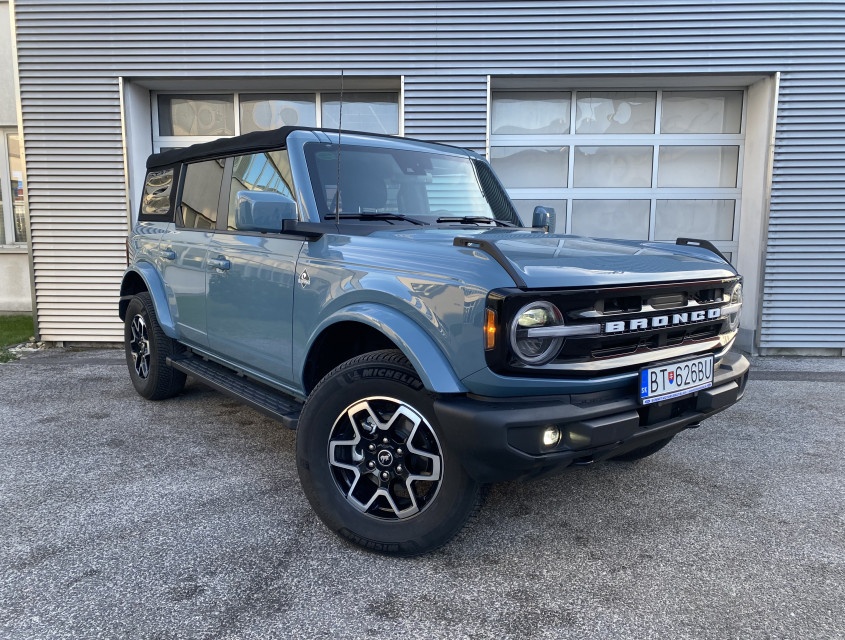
[532,206,556,233]
[235,190,298,233]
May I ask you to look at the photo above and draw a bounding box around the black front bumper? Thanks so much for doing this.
[433,351,750,483]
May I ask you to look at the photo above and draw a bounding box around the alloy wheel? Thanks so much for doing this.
[129,314,151,380]
[328,396,443,520]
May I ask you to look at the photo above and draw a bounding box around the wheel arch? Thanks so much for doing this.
[301,304,467,395]
[119,263,177,339]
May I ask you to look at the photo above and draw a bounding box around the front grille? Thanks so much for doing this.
[489,277,739,378]
[562,317,723,363]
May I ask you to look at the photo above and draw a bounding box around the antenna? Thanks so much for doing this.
[334,69,344,225]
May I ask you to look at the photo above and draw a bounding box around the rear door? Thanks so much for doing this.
[161,158,226,347]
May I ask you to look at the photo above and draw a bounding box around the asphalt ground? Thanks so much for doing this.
[1,348,843,639]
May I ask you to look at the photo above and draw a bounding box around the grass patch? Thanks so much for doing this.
[0,314,35,362]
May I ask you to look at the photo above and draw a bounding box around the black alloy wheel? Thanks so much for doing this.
[124,292,186,401]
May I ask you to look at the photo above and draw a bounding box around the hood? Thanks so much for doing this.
[377,228,737,288]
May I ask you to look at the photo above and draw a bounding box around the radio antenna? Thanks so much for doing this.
[334,69,344,225]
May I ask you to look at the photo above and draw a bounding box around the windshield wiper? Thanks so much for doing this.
[435,216,516,227]
[336,212,428,226]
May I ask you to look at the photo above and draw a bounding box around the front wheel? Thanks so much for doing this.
[296,350,482,556]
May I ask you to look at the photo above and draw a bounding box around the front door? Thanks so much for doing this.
[205,149,303,384]
[206,233,303,382]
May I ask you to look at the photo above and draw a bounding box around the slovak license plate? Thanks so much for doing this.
[639,355,714,405]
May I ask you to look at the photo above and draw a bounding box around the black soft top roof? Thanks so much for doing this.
[145,126,477,171]
[146,126,303,170]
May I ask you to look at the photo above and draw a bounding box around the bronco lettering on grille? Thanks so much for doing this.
[604,307,722,334]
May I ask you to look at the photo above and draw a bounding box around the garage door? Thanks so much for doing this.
[489,89,745,263]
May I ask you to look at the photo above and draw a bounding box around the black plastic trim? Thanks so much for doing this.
[167,352,302,429]
[433,351,749,483]
[677,237,729,262]
[453,236,527,288]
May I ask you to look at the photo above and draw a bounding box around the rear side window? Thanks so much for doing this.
[139,166,177,221]
[179,159,225,229]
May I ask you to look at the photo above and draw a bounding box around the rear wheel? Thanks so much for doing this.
[296,350,482,556]
[124,292,186,400]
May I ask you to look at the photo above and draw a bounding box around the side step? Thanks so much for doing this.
[167,352,302,429]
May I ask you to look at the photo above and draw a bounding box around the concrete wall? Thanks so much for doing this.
[0,248,32,312]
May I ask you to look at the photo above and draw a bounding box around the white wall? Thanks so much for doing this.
[121,81,152,224]
[0,3,30,313]
[737,75,778,353]
[0,249,32,311]
[0,2,17,126]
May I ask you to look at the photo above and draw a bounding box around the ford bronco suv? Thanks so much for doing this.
[120,126,749,556]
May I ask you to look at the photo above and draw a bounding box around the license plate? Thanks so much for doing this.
[639,355,714,405]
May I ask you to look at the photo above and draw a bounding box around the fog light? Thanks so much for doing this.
[542,426,561,448]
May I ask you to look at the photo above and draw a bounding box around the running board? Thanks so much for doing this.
[167,352,301,429]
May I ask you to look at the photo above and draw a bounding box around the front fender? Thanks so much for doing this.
[306,303,468,394]
[120,263,178,339]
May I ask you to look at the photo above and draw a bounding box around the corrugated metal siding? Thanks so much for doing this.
[403,75,487,152]
[10,0,845,345]
[15,73,126,341]
[762,69,845,349]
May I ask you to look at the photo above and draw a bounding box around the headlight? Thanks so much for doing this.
[509,301,564,365]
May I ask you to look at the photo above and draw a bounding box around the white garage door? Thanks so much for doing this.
[489,89,745,263]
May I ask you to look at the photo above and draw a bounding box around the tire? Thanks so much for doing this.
[296,349,482,556]
[610,436,674,462]
[124,292,186,401]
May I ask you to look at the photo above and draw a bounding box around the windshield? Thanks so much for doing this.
[304,142,520,225]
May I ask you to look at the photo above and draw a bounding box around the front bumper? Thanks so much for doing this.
[433,350,750,483]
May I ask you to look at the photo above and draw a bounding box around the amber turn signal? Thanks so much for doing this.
[484,308,497,350]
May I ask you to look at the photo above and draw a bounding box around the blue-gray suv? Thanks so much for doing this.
[120,127,749,555]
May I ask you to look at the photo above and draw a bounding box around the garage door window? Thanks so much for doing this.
[154,91,400,151]
[490,89,744,261]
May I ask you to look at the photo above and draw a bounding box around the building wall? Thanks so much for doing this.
[1,2,31,313]
[10,0,845,351]
[0,2,16,125]
[0,248,31,312]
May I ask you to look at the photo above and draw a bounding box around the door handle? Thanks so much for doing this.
[160,248,176,261]
[208,257,231,271]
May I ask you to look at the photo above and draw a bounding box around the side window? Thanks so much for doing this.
[227,149,296,231]
[179,159,225,229]
[139,166,176,221]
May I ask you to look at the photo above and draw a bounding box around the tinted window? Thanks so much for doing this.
[180,159,224,229]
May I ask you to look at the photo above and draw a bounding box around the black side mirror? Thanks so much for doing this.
[532,206,556,233]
